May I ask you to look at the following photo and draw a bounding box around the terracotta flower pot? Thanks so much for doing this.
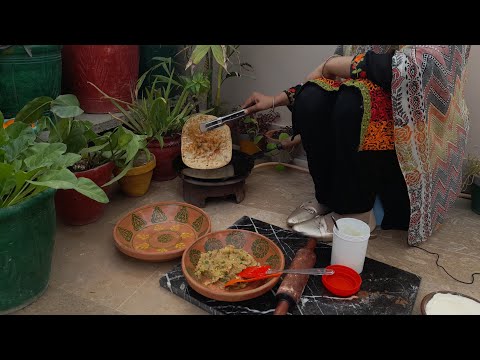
[55,161,114,226]
[115,155,156,197]
[147,134,181,181]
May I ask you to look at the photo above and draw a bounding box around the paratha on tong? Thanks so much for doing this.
[181,114,232,170]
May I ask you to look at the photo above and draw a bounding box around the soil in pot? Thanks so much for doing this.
[55,161,114,226]
[147,134,181,181]
[115,153,156,197]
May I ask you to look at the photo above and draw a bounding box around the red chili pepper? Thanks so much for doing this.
[237,265,271,279]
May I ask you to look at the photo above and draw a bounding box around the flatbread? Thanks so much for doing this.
[181,114,232,170]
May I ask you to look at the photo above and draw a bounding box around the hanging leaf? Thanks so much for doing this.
[211,45,227,70]
[186,45,210,69]
[0,110,3,123]
[253,135,263,144]
[15,96,53,124]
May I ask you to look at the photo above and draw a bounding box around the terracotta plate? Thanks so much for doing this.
[182,229,285,302]
[113,202,212,262]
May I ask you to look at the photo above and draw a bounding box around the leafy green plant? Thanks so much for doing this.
[14,94,150,188]
[0,120,108,208]
[183,45,254,114]
[83,126,151,187]
[89,57,200,148]
[241,117,263,145]
[266,133,290,151]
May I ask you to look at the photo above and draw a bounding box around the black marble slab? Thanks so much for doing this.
[159,216,421,315]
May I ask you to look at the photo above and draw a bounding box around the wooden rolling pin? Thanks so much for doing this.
[274,238,317,315]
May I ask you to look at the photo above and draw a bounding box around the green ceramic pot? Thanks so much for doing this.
[0,188,57,314]
[0,45,62,118]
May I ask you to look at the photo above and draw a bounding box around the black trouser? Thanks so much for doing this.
[292,83,410,230]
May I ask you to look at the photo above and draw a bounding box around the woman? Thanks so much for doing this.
[242,45,471,245]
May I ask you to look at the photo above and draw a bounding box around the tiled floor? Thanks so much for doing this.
[13,166,480,315]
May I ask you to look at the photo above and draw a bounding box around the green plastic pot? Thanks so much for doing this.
[0,45,62,118]
[0,188,57,314]
[472,176,480,215]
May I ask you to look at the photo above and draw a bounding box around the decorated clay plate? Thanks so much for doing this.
[113,201,212,262]
[182,229,285,302]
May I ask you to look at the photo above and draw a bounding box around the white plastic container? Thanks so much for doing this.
[331,218,371,274]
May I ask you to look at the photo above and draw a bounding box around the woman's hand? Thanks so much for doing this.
[242,92,274,115]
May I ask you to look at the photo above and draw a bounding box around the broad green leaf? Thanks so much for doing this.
[74,177,109,203]
[51,94,80,107]
[103,161,133,187]
[1,130,36,162]
[0,163,16,199]
[254,135,263,144]
[51,105,84,118]
[116,126,133,148]
[0,110,3,123]
[23,143,67,171]
[0,127,8,147]
[187,45,210,68]
[124,137,141,165]
[5,121,30,139]
[63,123,88,154]
[211,45,227,70]
[79,142,108,156]
[266,143,278,151]
[51,153,82,169]
[278,133,290,141]
[15,96,53,124]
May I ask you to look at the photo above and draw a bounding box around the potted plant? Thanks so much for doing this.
[89,57,206,181]
[265,125,301,150]
[92,126,155,197]
[182,45,254,116]
[230,110,279,155]
[16,94,124,225]
[0,109,107,314]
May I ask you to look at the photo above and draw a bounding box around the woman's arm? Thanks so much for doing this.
[323,51,394,91]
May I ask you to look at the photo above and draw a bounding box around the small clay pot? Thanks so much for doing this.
[115,155,156,197]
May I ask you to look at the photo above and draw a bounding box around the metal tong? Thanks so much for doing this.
[199,109,247,132]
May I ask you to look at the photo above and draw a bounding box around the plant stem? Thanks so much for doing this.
[215,65,223,110]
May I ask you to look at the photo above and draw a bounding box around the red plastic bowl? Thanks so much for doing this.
[322,264,362,297]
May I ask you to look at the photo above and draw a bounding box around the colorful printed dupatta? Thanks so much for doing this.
[335,45,471,245]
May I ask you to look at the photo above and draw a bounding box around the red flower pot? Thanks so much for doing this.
[147,134,181,181]
[62,45,139,113]
[55,162,114,225]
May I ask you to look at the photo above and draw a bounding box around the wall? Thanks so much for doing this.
[222,45,480,155]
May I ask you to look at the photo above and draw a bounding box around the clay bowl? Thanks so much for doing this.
[421,291,480,315]
[182,229,285,302]
[113,201,211,262]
